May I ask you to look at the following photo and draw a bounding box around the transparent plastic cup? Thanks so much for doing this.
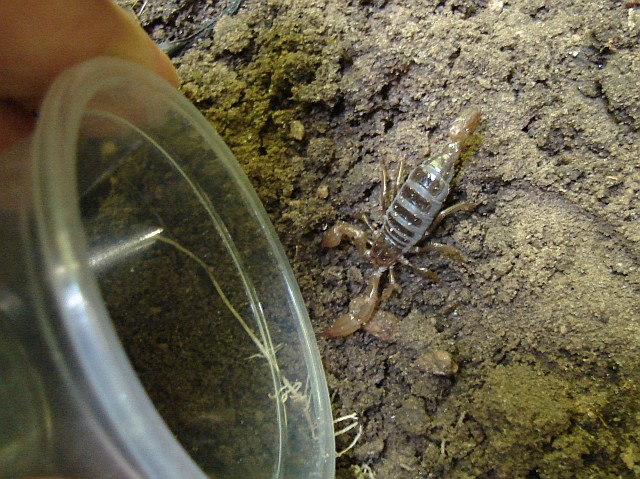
[0,57,334,479]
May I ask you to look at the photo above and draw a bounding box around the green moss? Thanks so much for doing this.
[181,12,345,210]
[472,363,640,478]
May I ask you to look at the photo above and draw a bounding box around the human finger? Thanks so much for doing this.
[0,0,178,151]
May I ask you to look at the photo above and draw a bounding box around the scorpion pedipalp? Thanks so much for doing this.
[322,221,369,255]
[320,270,383,338]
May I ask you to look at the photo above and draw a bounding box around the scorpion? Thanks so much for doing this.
[320,107,481,338]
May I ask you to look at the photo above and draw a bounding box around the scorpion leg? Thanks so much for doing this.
[389,159,405,202]
[379,157,405,211]
[354,212,376,233]
[395,160,405,195]
[379,157,391,210]
[322,222,369,255]
[408,242,466,265]
[398,256,442,285]
[426,200,476,236]
[320,269,383,338]
[380,266,402,301]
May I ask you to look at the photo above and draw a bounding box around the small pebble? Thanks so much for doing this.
[487,0,504,13]
[415,350,458,376]
[316,185,329,199]
[290,120,305,141]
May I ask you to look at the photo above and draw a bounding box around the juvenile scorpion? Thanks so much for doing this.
[321,107,481,338]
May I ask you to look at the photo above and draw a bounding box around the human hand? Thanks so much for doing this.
[0,0,179,153]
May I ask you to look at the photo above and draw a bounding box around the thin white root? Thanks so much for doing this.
[334,412,363,457]
[336,424,363,458]
[351,463,376,479]
[334,418,360,436]
[156,236,320,441]
[360,464,376,479]
[156,236,273,364]
[279,376,303,403]
[246,343,283,361]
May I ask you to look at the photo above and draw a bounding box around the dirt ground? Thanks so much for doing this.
[120,1,640,477]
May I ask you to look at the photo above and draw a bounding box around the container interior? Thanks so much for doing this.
[29,58,334,479]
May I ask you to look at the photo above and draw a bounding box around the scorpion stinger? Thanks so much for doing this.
[320,107,481,338]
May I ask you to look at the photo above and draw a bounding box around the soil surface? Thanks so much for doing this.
[118,1,640,478]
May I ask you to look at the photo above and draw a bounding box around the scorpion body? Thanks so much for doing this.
[321,107,481,338]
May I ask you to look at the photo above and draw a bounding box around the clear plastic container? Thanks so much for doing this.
[0,57,334,479]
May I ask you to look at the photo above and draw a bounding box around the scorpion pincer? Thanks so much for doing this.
[320,107,481,338]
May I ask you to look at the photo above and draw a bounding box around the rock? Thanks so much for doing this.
[415,350,458,377]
